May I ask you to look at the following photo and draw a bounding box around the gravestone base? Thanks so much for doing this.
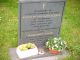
[9,48,69,60]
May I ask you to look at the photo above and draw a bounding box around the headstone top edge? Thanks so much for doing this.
[19,0,66,2]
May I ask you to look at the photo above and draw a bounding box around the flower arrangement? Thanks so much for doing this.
[18,43,36,51]
[46,37,66,54]
[16,43,38,59]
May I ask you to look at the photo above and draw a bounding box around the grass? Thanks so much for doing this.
[0,0,18,60]
[0,0,80,60]
[60,0,80,60]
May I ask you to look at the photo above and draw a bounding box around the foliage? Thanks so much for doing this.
[46,37,66,51]
[18,43,36,51]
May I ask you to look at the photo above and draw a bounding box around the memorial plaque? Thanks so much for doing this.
[19,0,66,48]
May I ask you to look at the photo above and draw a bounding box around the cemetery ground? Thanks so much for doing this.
[0,0,80,60]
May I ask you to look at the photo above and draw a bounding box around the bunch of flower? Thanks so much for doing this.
[46,37,66,51]
[18,43,36,51]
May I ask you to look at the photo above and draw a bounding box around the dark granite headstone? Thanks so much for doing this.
[18,0,66,48]
[9,0,67,60]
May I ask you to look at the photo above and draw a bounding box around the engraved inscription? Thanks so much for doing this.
[19,2,64,47]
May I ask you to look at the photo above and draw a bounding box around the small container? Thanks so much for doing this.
[16,47,38,59]
[49,48,60,55]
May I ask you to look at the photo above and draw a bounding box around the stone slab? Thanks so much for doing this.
[9,48,68,60]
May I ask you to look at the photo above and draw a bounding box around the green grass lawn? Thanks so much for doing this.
[0,0,80,60]
[61,0,80,60]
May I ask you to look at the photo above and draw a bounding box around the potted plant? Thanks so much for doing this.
[46,37,66,55]
[16,43,38,59]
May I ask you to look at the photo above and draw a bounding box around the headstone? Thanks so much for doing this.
[9,0,67,60]
[19,0,66,48]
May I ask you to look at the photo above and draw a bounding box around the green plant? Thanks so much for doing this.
[18,43,36,51]
[46,37,66,51]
